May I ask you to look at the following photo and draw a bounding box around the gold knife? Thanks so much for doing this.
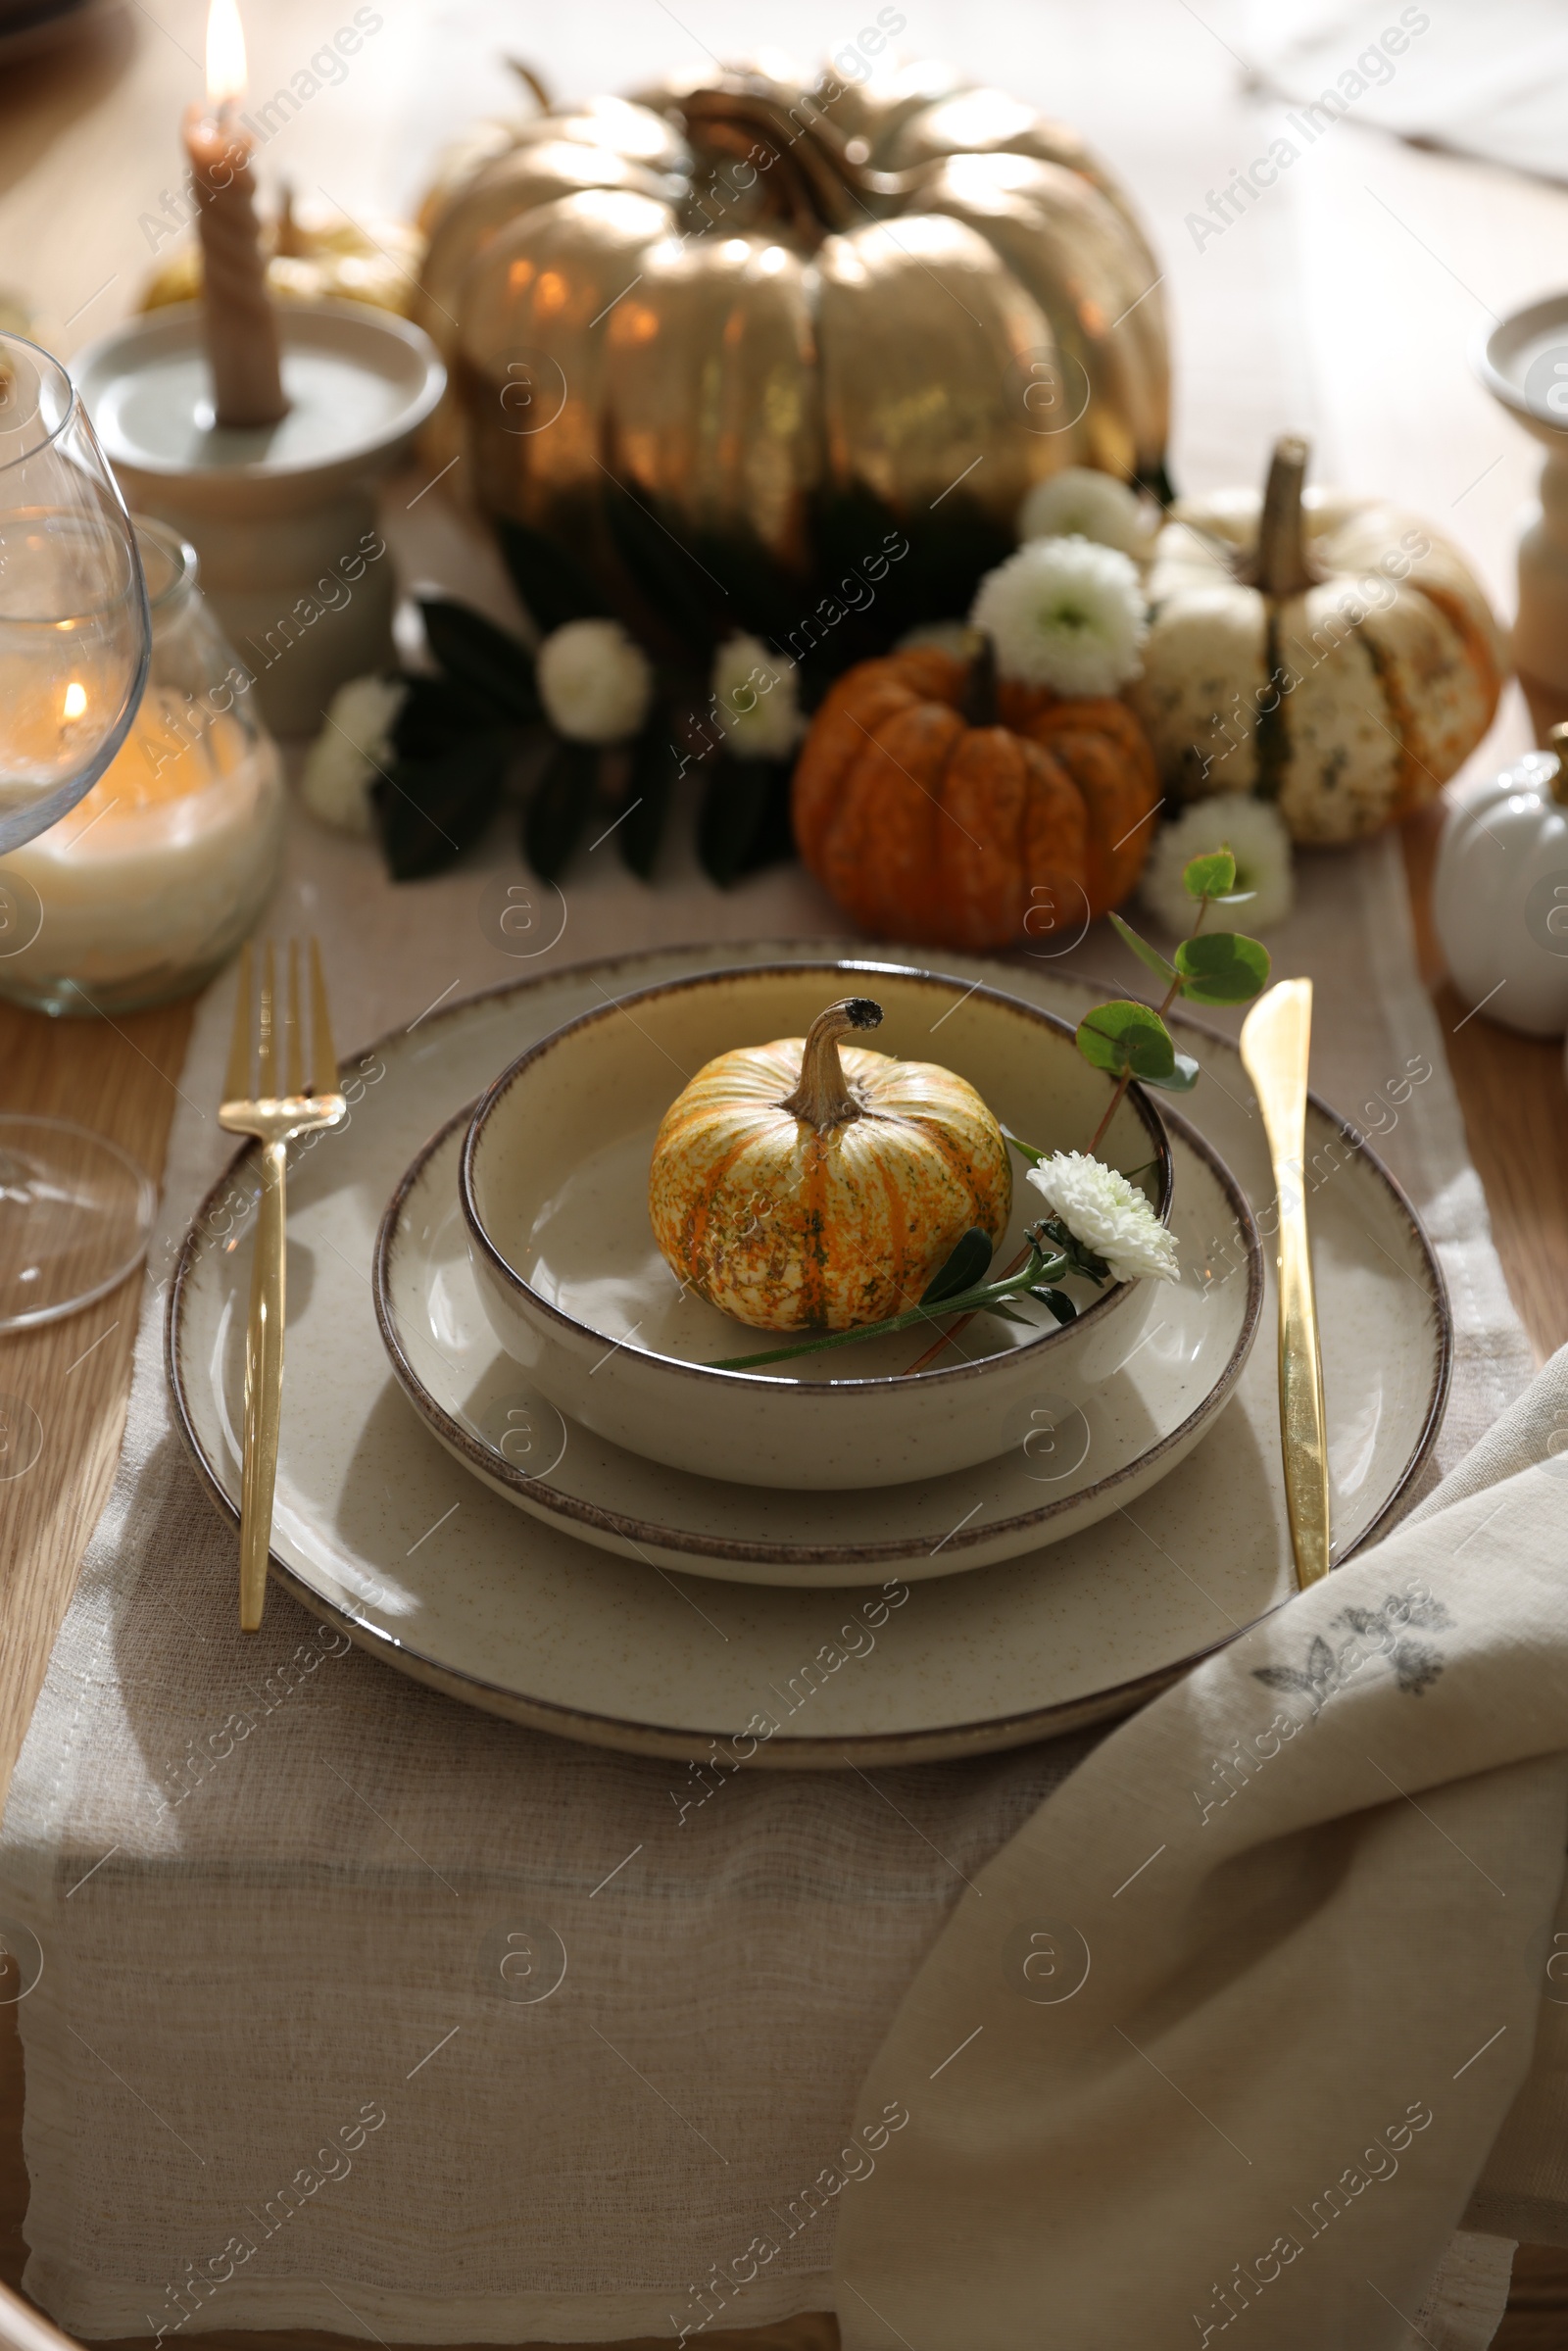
[1240,979,1331,1590]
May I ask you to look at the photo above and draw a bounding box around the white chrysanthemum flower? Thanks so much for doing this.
[537,617,653,745]
[299,673,406,835]
[1017,467,1154,560]
[711,634,804,760]
[1140,795,1295,935]
[970,538,1148,697]
[1026,1151,1180,1285]
[895,620,982,661]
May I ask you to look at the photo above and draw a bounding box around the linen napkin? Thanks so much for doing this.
[833,1344,1568,2350]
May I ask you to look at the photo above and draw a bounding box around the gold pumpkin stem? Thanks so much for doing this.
[1247,433,1316,599]
[780,998,883,1132]
[508,60,554,114]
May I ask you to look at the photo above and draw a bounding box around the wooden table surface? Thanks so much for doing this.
[4,0,1568,2342]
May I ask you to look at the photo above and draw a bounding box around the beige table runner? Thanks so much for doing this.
[0,779,1536,2342]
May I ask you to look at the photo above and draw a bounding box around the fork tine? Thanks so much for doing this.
[284,939,305,1097]
[309,938,337,1096]
[257,939,276,1100]
[224,942,253,1103]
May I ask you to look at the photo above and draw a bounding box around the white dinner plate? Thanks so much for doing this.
[372,1099,1261,1584]
[167,943,1450,1766]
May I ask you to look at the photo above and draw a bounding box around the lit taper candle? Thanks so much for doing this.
[182,0,287,429]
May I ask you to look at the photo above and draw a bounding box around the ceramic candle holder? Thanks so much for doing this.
[74,300,444,735]
[1476,294,1568,708]
[0,518,284,1016]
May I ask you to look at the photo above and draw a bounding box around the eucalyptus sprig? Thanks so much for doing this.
[1079,846,1271,1151]
[708,1218,1111,1373]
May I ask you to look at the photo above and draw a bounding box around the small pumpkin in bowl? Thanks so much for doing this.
[1130,433,1507,843]
[792,642,1161,949]
[648,996,1010,1331]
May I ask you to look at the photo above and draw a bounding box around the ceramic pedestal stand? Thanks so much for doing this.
[1477,293,1568,732]
[74,301,444,736]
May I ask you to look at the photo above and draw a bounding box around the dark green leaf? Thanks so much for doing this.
[1109,911,1178,985]
[1183,848,1237,899]
[696,755,794,887]
[919,1227,994,1307]
[1075,1000,1176,1083]
[604,485,724,657]
[1139,1050,1201,1093]
[617,724,682,881]
[524,740,600,881]
[986,1301,1032,1326]
[1030,1286,1077,1326]
[392,672,498,759]
[372,732,512,881]
[417,600,538,723]
[495,517,610,632]
[1175,930,1272,1005]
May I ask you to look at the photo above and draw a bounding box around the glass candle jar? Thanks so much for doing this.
[0,517,284,1016]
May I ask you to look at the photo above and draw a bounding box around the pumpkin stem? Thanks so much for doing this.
[1550,723,1568,808]
[780,998,883,1131]
[1248,433,1316,599]
[678,85,922,247]
[508,59,554,114]
[960,636,1001,727]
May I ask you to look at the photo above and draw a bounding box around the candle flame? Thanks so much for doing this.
[205,0,247,107]
[62,681,86,720]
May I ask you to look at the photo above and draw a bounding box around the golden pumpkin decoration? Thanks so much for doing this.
[793,641,1161,949]
[140,196,422,318]
[1130,434,1509,844]
[649,996,1011,1332]
[414,58,1170,642]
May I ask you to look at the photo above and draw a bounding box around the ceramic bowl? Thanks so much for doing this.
[459,960,1174,1491]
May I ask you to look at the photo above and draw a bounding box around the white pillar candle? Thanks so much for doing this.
[0,689,284,1015]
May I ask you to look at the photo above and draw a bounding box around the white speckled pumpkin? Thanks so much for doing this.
[1131,435,1507,844]
[648,997,1011,1332]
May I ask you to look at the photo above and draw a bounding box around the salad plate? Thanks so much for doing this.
[375,1096,1259,1585]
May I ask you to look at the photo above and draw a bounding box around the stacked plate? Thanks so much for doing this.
[167,943,1450,1766]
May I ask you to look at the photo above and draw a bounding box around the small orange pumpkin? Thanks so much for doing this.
[648,997,1010,1332]
[792,642,1160,949]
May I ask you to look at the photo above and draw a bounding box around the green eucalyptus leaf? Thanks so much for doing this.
[1183,848,1237,899]
[1109,910,1179,986]
[1075,1001,1176,1083]
[1030,1287,1077,1326]
[1175,930,1272,1005]
[1138,1050,1201,1093]
[919,1227,995,1307]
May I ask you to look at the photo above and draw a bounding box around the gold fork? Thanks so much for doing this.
[220,939,347,1632]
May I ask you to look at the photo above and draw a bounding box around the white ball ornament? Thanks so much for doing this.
[1433,723,1568,1038]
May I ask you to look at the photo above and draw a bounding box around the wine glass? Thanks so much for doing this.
[0,329,157,1332]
